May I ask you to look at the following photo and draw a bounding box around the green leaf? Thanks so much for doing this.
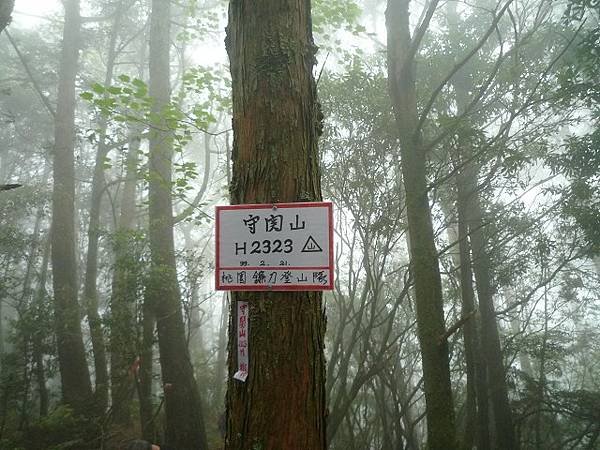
[132,78,146,88]
[91,83,105,94]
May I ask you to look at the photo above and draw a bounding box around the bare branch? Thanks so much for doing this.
[405,0,441,68]
[416,0,515,136]
[5,30,56,117]
[438,308,478,345]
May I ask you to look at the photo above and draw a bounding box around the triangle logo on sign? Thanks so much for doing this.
[301,235,323,253]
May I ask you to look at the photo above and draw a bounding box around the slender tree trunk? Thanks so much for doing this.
[398,375,420,450]
[138,290,155,442]
[15,205,46,430]
[121,39,150,435]
[440,202,481,450]
[132,133,152,441]
[456,173,491,450]
[386,1,457,448]
[82,5,124,413]
[437,13,483,439]
[445,1,514,440]
[212,292,228,412]
[51,0,93,412]
[0,367,14,441]
[18,342,32,431]
[110,131,141,427]
[19,201,46,306]
[535,257,549,450]
[83,127,110,410]
[147,1,208,447]
[182,227,208,404]
[182,226,204,360]
[224,1,327,449]
[32,334,48,418]
[371,378,394,449]
[33,231,51,418]
[464,173,518,450]
[507,289,533,379]
[447,217,478,450]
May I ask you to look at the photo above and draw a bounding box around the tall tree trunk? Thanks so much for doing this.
[456,172,491,450]
[51,0,93,412]
[15,204,46,430]
[440,199,482,450]
[444,209,482,450]
[445,1,514,441]
[386,1,457,448]
[82,3,124,413]
[138,289,155,442]
[33,236,50,417]
[443,6,485,444]
[18,340,32,431]
[147,1,208,447]
[110,131,141,427]
[535,251,549,450]
[32,333,48,418]
[212,293,228,412]
[224,1,327,449]
[463,170,518,449]
[33,234,51,418]
[135,130,153,440]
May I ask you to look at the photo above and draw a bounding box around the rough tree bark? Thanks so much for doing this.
[51,0,93,412]
[147,0,208,447]
[224,0,327,449]
[386,0,458,448]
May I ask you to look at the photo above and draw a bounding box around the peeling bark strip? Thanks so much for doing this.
[225,1,327,449]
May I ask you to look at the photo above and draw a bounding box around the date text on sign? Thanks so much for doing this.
[216,202,334,291]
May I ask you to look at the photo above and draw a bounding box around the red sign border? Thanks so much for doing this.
[215,202,334,291]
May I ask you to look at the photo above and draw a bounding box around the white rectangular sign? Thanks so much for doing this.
[215,202,334,291]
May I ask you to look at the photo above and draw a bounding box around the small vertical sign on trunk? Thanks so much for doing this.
[233,300,249,382]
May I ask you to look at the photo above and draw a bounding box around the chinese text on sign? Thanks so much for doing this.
[215,202,334,291]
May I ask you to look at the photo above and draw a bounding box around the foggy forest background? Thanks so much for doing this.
[0,0,599,448]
